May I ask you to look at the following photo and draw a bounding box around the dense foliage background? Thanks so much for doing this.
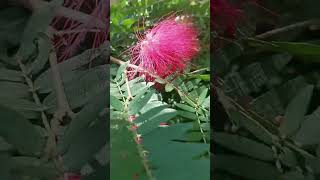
[212,0,320,179]
[0,0,108,179]
[110,0,210,180]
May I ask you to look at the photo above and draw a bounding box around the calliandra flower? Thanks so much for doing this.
[129,15,200,81]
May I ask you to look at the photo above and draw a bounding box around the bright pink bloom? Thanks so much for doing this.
[130,16,200,81]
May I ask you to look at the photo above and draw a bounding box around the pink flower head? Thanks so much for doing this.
[129,15,200,81]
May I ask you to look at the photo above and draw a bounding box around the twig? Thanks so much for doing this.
[54,29,101,36]
[48,51,75,121]
[15,56,55,161]
[187,68,209,75]
[124,70,133,100]
[48,51,76,177]
[255,19,320,39]
[113,76,155,180]
[125,78,155,180]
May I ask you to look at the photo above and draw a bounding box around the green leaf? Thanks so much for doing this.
[30,34,52,75]
[35,45,108,93]
[213,132,274,161]
[111,119,148,180]
[123,82,153,97]
[0,82,29,99]
[294,106,320,145]
[202,96,210,109]
[0,97,43,119]
[137,108,177,135]
[63,118,107,171]
[0,105,44,156]
[229,110,275,144]
[178,90,197,107]
[114,62,128,81]
[214,155,280,180]
[193,74,210,81]
[10,156,59,179]
[18,0,62,58]
[134,105,169,123]
[83,165,107,180]
[143,123,210,180]
[110,95,124,111]
[43,65,108,113]
[272,41,320,57]
[279,85,314,137]
[175,103,195,112]
[279,147,298,167]
[0,69,23,82]
[198,88,208,105]
[59,92,107,154]
[128,89,154,115]
[177,110,198,120]
[121,18,135,28]
[248,40,320,63]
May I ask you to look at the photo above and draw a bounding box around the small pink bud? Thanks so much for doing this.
[135,134,142,144]
[159,122,169,128]
[130,125,138,131]
[128,115,136,122]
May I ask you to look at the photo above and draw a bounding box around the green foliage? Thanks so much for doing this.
[110,64,210,179]
[110,1,210,179]
[213,0,320,179]
[0,2,108,179]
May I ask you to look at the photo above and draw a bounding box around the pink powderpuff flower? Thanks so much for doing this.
[129,15,200,81]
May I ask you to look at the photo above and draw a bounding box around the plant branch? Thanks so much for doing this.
[124,80,155,180]
[255,19,320,39]
[113,78,155,180]
[49,51,75,120]
[15,56,56,161]
[48,51,75,177]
